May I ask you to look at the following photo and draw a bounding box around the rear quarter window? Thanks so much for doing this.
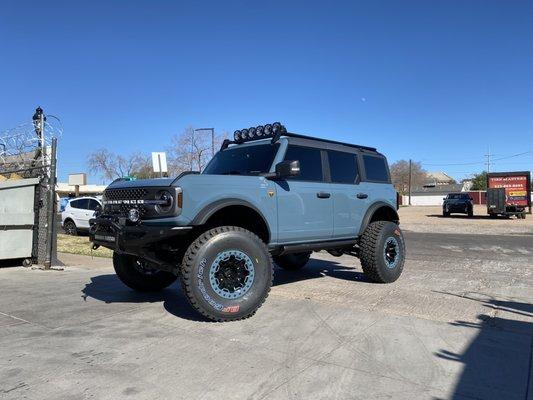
[363,155,390,183]
[69,199,89,209]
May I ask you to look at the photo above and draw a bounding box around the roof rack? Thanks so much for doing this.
[283,132,377,152]
[224,123,377,152]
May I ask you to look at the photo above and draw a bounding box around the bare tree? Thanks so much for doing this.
[167,127,227,174]
[87,149,153,181]
[390,160,427,194]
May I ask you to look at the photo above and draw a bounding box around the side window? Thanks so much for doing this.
[284,145,324,182]
[88,199,100,210]
[363,155,390,182]
[327,150,359,184]
[71,199,89,209]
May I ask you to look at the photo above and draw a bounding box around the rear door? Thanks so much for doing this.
[72,199,93,229]
[276,145,333,243]
[326,149,364,238]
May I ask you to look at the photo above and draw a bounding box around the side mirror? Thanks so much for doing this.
[470,197,474,201]
[275,160,300,179]
[443,197,446,200]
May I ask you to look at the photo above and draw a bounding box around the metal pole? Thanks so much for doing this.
[194,128,215,158]
[190,129,194,171]
[40,113,45,162]
[44,138,57,269]
[408,159,412,206]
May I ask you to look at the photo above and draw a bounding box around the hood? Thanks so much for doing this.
[107,177,175,189]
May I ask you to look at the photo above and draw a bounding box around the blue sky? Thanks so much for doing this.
[1,0,532,183]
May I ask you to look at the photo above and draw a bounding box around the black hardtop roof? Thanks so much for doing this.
[284,132,377,152]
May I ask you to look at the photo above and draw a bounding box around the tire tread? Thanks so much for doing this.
[179,226,273,322]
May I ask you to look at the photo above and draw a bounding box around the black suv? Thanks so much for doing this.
[442,193,474,217]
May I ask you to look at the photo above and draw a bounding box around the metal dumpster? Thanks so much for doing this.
[0,178,39,261]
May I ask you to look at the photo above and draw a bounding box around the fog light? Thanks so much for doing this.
[128,208,140,223]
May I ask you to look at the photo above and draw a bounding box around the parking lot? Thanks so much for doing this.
[1,208,532,400]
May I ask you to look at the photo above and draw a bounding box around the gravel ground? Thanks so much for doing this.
[399,205,533,236]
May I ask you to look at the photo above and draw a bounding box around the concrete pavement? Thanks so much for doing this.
[0,232,532,400]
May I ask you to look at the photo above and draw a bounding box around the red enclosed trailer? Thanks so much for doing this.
[486,171,531,219]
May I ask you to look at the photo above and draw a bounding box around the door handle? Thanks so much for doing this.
[356,193,368,199]
[316,192,331,199]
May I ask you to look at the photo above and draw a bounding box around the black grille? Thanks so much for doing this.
[103,188,150,217]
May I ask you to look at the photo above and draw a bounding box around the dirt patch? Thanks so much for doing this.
[399,205,533,235]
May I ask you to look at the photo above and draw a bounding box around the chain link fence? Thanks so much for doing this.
[0,109,61,266]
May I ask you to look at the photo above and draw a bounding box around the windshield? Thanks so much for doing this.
[447,194,467,199]
[203,143,279,176]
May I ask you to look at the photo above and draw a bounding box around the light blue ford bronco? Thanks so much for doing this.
[90,123,404,321]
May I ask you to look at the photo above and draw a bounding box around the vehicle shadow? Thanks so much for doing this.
[426,214,499,220]
[81,273,209,322]
[273,256,371,286]
[432,294,533,400]
[81,256,370,322]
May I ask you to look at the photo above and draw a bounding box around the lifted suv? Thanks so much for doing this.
[90,123,405,321]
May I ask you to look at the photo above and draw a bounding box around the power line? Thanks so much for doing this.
[421,150,532,167]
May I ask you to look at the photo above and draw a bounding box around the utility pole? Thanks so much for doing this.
[408,159,412,206]
[485,147,492,173]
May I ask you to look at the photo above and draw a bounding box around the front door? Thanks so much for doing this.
[276,145,333,243]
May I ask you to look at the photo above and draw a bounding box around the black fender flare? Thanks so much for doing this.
[358,202,399,235]
[191,198,271,240]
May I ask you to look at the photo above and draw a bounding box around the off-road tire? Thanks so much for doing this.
[64,220,78,236]
[442,210,450,217]
[113,253,177,292]
[359,221,405,283]
[180,226,273,322]
[274,252,312,271]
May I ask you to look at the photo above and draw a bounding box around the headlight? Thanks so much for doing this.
[155,190,174,214]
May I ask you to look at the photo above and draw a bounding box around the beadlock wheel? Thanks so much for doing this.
[209,250,255,299]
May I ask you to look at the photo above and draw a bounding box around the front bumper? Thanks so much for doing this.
[89,215,192,254]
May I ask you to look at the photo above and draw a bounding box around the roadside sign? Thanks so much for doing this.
[68,173,86,186]
[151,152,168,174]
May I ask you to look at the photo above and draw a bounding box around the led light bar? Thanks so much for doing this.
[233,122,287,143]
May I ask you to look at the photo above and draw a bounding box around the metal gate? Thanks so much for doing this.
[0,108,60,267]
